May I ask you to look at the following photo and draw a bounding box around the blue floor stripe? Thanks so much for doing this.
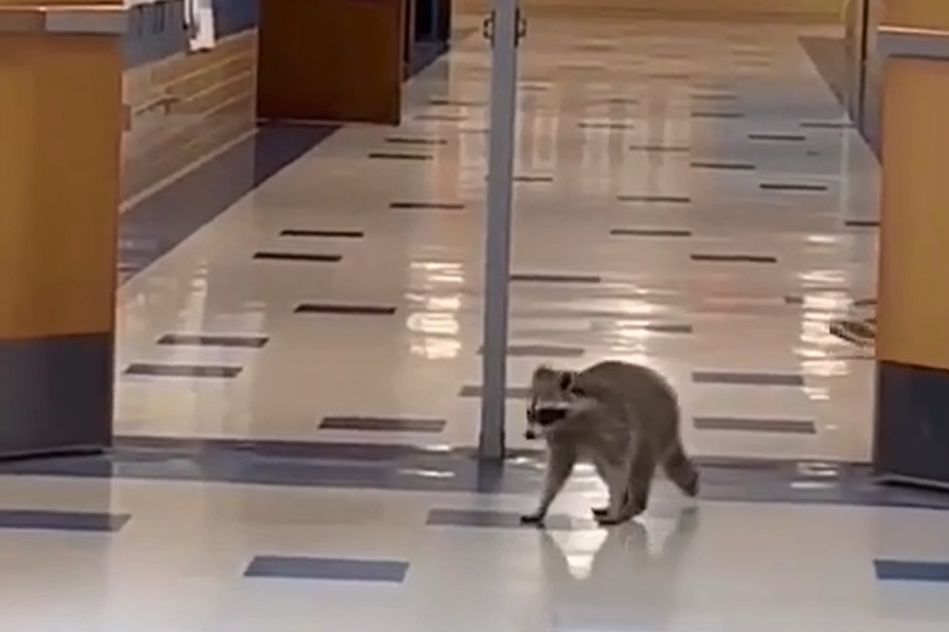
[245,556,409,582]
[874,559,949,583]
[0,436,948,511]
[0,509,130,533]
[427,508,593,530]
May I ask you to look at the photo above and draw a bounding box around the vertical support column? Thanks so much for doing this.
[478,0,520,459]
[872,26,949,490]
[0,2,124,459]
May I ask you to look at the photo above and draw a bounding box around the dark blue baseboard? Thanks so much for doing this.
[119,29,467,284]
[874,360,949,489]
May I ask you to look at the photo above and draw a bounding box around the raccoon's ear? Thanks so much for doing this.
[558,370,577,392]
[533,364,557,381]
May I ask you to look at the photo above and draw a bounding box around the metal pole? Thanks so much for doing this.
[478,0,519,459]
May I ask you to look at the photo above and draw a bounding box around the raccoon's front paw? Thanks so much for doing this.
[519,512,546,527]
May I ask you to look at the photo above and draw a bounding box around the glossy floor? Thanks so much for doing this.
[4,15,949,632]
[116,18,879,463]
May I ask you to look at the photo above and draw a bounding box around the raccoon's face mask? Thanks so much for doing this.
[524,367,590,440]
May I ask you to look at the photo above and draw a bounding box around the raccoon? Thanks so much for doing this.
[521,360,699,527]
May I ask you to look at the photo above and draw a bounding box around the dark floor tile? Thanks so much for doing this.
[649,73,691,80]
[694,416,816,434]
[510,273,602,284]
[0,509,130,533]
[244,556,409,583]
[628,145,690,153]
[844,219,879,228]
[367,152,433,161]
[691,253,777,264]
[157,334,268,348]
[639,323,694,334]
[759,183,828,192]
[279,229,365,238]
[414,113,466,122]
[748,133,807,142]
[874,560,949,583]
[124,363,242,378]
[690,161,756,171]
[384,137,448,146]
[319,416,446,433]
[426,508,592,530]
[691,111,745,119]
[389,201,466,210]
[513,175,554,183]
[617,194,691,203]
[427,97,483,106]
[253,252,342,263]
[799,121,853,129]
[692,370,805,387]
[294,304,397,316]
[610,228,693,237]
[691,94,737,102]
[578,121,635,130]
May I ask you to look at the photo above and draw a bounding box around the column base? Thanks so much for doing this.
[873,360,949,490]
[0,332,114,460]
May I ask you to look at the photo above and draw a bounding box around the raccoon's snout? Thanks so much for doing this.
[524,428,538,440]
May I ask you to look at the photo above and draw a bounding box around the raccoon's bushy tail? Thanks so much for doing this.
[661,441,699,497]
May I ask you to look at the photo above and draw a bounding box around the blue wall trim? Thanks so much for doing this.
[124,0,259,68]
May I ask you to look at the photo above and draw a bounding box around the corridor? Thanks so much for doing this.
[1,15,947,632]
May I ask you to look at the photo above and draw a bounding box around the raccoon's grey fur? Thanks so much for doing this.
[521,360,699,527]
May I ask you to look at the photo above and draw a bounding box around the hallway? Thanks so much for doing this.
[2,14,947,632]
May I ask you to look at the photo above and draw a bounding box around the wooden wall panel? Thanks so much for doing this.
[257,0,405,125]
[121,32,257,202]
[0,34,121,339]
[876,59,949,370]
[882,0,949,30]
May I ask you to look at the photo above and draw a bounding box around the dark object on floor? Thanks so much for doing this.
[829,318,876,347]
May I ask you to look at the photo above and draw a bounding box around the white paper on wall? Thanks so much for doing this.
[184,0,217,52]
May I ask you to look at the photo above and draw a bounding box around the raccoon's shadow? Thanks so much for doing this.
[538,508,700,624]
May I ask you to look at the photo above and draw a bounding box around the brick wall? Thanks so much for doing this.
[121,0,258,202]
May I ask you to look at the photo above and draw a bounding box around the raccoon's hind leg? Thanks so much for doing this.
[662,440,699,497]
[619,437,657,521]
[521,445,577,527]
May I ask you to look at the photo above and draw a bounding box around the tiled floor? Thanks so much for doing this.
[3,15,949,632]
